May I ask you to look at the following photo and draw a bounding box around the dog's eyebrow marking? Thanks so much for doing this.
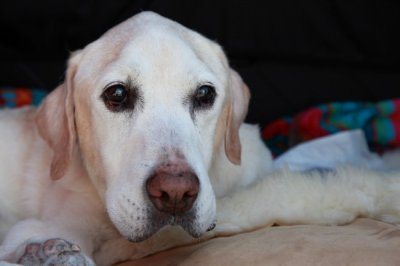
[125,76,144,113]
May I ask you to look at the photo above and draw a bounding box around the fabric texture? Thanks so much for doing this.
[0,87,46,108]
[263,99,400,157]
[118,218,400,266]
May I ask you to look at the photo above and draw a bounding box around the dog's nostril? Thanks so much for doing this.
[146,168,199,214]
[160,191,169,201]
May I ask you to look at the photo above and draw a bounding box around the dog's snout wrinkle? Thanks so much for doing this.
[146,164,199,214]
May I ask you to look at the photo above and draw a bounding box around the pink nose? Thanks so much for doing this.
[146,162,199,214]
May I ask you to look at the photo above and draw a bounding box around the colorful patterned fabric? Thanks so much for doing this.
[262,99,400,157]
[0,87,47,108]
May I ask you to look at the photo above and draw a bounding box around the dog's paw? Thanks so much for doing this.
[17,238,94,266]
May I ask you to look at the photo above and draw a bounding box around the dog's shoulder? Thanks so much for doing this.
[210,123,273,198]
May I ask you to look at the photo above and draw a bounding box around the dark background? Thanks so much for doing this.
[1,0,399,125]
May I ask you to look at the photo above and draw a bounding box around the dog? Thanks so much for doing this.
[1,11,400,266]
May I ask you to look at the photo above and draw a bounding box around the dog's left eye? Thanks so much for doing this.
[193,85,216,109]
[102,84,129,112]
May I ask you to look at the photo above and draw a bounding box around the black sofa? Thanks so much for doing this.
[1,0,399,126]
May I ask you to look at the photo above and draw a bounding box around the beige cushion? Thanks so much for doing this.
[118,218,400,266]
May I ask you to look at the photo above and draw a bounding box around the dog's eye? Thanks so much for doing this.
[102,84,129,111]
[193,85,216,109]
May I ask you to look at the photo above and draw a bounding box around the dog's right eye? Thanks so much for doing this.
[193,85,216,110]
[102,84,129,112]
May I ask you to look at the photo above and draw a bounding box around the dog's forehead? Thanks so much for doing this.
[120,29,207,75]
[75,12,228,93]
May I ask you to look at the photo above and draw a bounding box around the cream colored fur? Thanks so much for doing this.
[1,11,400,266]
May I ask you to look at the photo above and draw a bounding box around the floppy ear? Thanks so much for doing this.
[224,69,251,165]
[35,56,79,180]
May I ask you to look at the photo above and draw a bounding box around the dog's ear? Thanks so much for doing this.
[224,69,251,165]
[35,52,80,180]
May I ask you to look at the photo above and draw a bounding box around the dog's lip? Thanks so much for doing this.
[125,206,210,242]
[206,221,216,232]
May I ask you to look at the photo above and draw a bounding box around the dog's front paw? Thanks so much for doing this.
[17,238,94,266]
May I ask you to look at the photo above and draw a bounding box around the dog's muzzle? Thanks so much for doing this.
[119,160,215,243]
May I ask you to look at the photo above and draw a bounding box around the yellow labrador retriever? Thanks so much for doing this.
[1,11,400,265]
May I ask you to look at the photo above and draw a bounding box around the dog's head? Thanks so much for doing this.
[36,12,250,242]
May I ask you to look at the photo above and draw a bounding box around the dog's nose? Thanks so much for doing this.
[146,163,199,214]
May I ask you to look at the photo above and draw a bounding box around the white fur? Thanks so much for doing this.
[1,11,400,266]
[216,167,400,234]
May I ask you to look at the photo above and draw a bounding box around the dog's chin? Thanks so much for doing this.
[123,208,212,243]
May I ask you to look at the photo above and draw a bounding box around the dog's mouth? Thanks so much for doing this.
[108,192,217,242]
[124,206,214,242]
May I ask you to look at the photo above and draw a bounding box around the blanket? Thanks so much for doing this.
[118,218,400,266]
[262,99,400,157]
[0,87,46,108]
